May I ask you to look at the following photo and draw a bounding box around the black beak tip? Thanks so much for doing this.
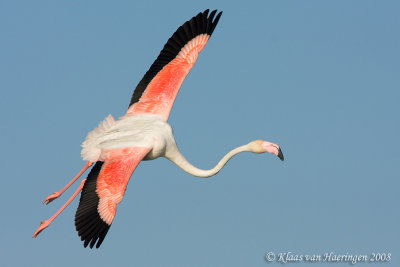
[277,148,284,161]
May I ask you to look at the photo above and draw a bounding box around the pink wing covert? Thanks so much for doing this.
[75,147,151,248]
[127,10,222,120]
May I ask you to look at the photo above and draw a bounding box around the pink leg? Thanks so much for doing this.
[33,179,87,238]
[43,161,92,205]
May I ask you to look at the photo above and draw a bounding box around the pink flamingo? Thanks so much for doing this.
[33,9,284,248]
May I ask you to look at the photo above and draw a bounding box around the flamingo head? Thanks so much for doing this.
[248,140,284,161]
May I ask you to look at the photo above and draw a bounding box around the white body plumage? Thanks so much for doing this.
[81,114,176,162]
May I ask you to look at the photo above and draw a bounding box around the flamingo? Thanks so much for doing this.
[33,9,284,249]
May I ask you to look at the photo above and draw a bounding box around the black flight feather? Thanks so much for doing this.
[75,161,110,249]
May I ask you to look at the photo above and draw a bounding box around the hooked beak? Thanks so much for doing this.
[277,147,284,161]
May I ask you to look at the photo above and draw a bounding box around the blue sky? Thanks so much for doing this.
[1,1,399,266]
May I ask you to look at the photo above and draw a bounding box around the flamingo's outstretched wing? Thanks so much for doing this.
[127,9,222,120]
[75,147,151,248]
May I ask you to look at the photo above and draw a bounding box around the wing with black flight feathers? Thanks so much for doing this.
[127,9,222,119]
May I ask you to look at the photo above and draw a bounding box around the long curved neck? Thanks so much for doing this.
[165,144,250,178]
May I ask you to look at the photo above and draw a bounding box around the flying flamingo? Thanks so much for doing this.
[33,9,284,248]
